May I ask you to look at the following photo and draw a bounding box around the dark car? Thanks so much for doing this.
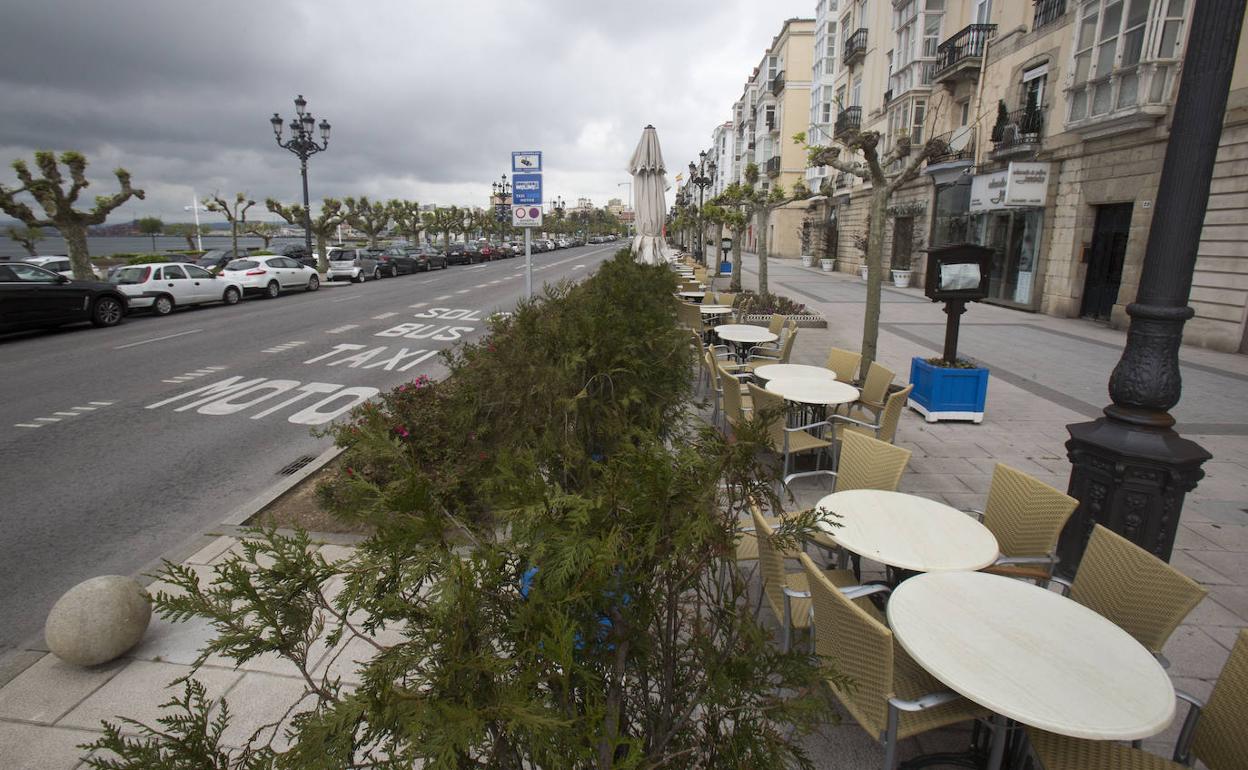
[446,242,481,265]
[0,262,128,332]
[404,246,448,271]
[478,243,498,261]
[495,243,515,258]
[377,246,421,276]
[195,248,251,273]
[278,244,316,268]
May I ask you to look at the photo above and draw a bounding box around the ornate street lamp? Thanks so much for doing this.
[491,174,511,245]
[688,151,716,264]
[271,94,330,260]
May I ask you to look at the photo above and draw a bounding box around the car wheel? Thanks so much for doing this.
[153,294,175,316]
[222,286,241,305]
[389,265,399,278]
[265,280,281,299]
[91,296,125,327]
[306,275,320,292]
[373,267,383,281]
[352,271,364,283]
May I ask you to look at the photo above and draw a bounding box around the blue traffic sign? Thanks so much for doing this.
[512,151,542,174]
[513,173,543,205]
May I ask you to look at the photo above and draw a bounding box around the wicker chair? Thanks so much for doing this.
[825,347,863,383]
[745,325,799,370]
[1053,525,1207,658]
[1028,629,1248,770]
[810,431,912,555]
[802,552,989,770]
[832,384,914,444]
[851,361,895,419]
[753,508,859,651]
[717,361,753,435]
[748,382,835,487]
[973,464,1079,584]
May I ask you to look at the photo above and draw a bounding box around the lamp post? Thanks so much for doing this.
[1057,0,1243,575]
[617,182,632,237]
[491,174,511,247]
[688,151,716,265]
[270,94,330,260]
[183,197,206,251]
[552,196,566,239]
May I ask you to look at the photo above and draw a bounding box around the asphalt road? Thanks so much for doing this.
[0,242,620,652]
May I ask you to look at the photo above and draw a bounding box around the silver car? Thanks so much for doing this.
[326,248,381,283]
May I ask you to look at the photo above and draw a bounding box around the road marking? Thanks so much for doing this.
[489,280,502,285]
[14,423,42,429]
[434,295,452,301]
[465,265,488,271]
[473,284,488,289]
[34,417,60,422]
[372,312,398,320]
[263,341,307,354]
[410,302,428,309]
[574,264,586,269]
[89,401,115,406]
[331,294,361,303]
[205,366,227,371]
[114,329,202,350]
[455,289,470,294]
[326,324,360,334]
[53,412,79,417]
[71,406,96,411]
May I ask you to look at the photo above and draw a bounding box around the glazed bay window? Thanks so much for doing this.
[1068,0,1188,128]
[891,0,944,98]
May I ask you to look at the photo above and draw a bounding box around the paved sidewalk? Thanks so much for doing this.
[0,255,1243,768]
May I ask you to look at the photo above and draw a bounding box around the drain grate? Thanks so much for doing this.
[277,454,318,476]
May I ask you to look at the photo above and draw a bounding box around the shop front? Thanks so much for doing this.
[968,162,1051,310]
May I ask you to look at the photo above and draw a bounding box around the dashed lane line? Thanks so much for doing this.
[372,312,398,320]
[114,329,202,350]
[433,295,452,301]
[16,401,116,428]
[330,294,362,303]
[326,324,360,334]
[162,367,225,384]
[455,289,470,294]
[410,302,428,309]
[473,284,488,289]
[262,341,307,354]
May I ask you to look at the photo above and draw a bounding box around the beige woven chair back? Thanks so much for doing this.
[801,552,893,736]
[860,361,895,401]
[837,431,911,492]
[746,382,788,450]
[1071,525,1207,656]
[718,363,747,429]
[873,383,913,444]
[1192,629,1248,770]
[714,291,736,306]
[751,506,789,618]
[767,313,786,335]
[825,347,862,383]
[775,326,799,364]
[982,464,1078,561]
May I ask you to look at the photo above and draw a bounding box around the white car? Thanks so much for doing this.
[25,256,103,279]
[220,255,321,298]
[110,262,244,315]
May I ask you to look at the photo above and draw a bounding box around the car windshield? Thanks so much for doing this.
[225,259,258,270]
[110,266,151,285]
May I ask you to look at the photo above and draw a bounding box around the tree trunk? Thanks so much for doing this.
[757,207,771,296]
[730,228,743,292]
[315,232,329,273]
[183,234,195,251]
[714,221,725,269]
[63,224,93,280]
[230,220,239,256]
[368,232,379,249]
[860,188,890,370]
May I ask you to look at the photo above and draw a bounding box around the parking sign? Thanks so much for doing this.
[511,205,543,227]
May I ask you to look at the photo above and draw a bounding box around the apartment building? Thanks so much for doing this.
[709,122,735,199]
[800,0,1248,353]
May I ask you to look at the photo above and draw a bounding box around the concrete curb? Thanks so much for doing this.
[220,443,347,527]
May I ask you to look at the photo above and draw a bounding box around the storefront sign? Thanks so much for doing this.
[1004,162,1051,207]
[969,170,1007,213]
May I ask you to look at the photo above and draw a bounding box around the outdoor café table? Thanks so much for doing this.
[699,305,733,329]
[714,324,778,363]
[752,363,838,384]
[887,570,1176,770]
[677,291,705,303]
[764,378,860,439]
[813,489,998,574]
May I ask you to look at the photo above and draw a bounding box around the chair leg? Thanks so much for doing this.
[883,703,901,770]
[782,594,792,653]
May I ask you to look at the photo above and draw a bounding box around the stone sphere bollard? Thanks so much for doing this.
[45,576,151,666]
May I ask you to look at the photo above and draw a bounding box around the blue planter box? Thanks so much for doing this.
[908,356,989,424]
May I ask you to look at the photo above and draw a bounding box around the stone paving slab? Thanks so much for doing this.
[0,721,97,770]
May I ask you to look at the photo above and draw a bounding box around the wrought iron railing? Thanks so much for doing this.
[1033,0,1067,30]
[765,156,782,177]
[770,72,786,96]
[991,107,1044,153]
[883,88,893,105]
[843,28,868,64]
[834,106,862,138]
[935,24,997,74]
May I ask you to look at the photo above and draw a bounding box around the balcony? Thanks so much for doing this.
[1033,0,1067,30]
[1066,63,1175,139]
[883,88,893,105]
[934,24,996,85]
[770,72,786,96]
[843,28,867,66]
[765,156,782,178]
[834,107,862,139]
[990,107,1044,159]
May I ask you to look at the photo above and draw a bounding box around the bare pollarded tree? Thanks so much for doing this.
[205,192,256,258]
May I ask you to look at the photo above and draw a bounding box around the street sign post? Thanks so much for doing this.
[511,151,542,298]
[511,151,542,174]
[512,173,543,205]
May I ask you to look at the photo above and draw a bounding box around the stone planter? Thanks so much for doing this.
[908,356,989,424]
[891,269,913,288]
[800,254,815,268]
[821,259,835,272]
[739,312,827,329]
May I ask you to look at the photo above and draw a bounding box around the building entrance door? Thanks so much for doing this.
[1081,203,1133,321]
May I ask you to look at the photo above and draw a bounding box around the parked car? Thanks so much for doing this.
[220,256,321,297]
[378,246,421,276]
[109,262,244,315]
[403,245,448,271]
[478,243,497,261]
[23,255,104,279]
[0,261,128,331]
[278,244,319,268]
[556,238,570,249]
[325,248,381,282]
[446,242,481,265]
[195,248,252,273]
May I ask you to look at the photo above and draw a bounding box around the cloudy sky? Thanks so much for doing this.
[0,0,813,224]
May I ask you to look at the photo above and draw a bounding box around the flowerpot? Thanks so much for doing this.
[859,265,869,281]
[801,254,815,268]
[891,269,912,288]
[820,259,835,272]
[907,356,989,424]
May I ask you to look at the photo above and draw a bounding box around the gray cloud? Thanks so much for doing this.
[0,0,813,222]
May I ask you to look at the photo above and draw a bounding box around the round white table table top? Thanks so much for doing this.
[699,305,733,315]
[888,570,1176,741]
[677,291,705,299]
[765,378,860,407]
[754,363,838,383]
[814,490,998,571]
[714,324,778,345]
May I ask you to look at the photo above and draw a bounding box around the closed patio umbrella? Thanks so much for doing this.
[628,125,668,266]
